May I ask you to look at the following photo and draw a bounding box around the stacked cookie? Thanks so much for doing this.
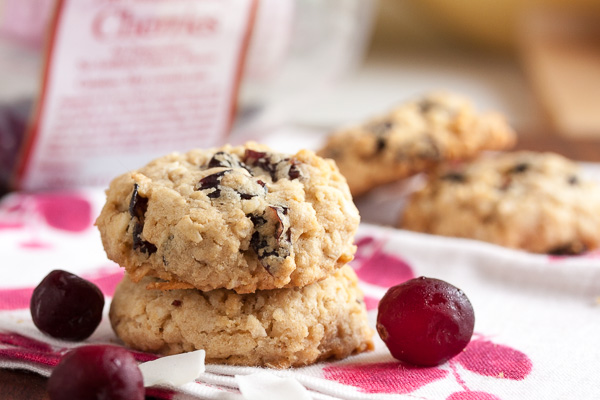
[97,143,373,368]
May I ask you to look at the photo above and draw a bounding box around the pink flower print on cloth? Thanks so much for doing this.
[0,193,92,233]
[323,335,532,398]
[353,236,415,287]
[0,192,93,250]
[323,361,449,394]
[352,235,415,310]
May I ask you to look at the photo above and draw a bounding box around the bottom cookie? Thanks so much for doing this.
[110,266,374,368]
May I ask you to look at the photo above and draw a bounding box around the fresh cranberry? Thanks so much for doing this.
[47,345,144,400]
[30,270,104,341]
[376,276,475,366]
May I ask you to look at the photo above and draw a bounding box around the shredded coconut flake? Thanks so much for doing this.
[139,350,205,387]
[236,371,311,400]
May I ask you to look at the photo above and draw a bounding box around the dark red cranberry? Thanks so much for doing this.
[47,345,144,400]
[508,163,529,174]
[441,172,467,183]
[30,270,104,341]
[376,276,475,366]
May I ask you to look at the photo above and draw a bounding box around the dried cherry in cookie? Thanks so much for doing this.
[248,205,292,273]
[207,151,240,169]
[288,162,302,180]
[196,169,230,198]
[508,162,529,174]
[128,184,156,255]
[441,172,467,183]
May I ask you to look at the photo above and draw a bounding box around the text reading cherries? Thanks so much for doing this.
[30,270,104,341]
[48,345,144,400]
[376,276,475,366]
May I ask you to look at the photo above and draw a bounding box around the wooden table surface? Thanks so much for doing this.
[2,130,600,399]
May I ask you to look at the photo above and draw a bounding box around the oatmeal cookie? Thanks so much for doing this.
[109,266,374,368]
[401,151,600,254]
[96,143,359,293]
[318,92,516,196]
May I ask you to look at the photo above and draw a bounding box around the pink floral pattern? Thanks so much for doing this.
[323,362,448,394]
[0,193,93,249]
[455,337,532,380]
[0,193,92,233]
[362,295,380,311]
[324,334,532,398]
[446,391,502,400]
[353,236,415,287]
[34,194,92,233]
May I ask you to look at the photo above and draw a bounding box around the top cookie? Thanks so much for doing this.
[96,143,359,293]
[318,92,516,197]
[401,151,600,254]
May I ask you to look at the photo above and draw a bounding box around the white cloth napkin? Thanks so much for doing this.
[1,188,599,399]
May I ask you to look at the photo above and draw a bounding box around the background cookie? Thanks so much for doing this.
[401,151,600,254]
[318,92,516,197]
[109,266,374,368]
[96,143,359,293]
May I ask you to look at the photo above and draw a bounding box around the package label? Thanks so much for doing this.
[16,0,256,190]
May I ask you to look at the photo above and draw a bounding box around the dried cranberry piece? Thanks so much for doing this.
[248,213,267,226]
[548,242,587,256]
[568,175,579,185]
[418,99,437,113]
[129,184,157,255]
[243,149,268,164]
[288,163,301,180]
[248,205,291,273]
[244,150,276,178]
[441,172,467,183]
[207,152,235,168]
[243,149,304,182]
[375,137,387,153]
[509,163,529,174]
[196,169,231,199]
[366,121,394,153]
[30,270,104,341]
[47,345,144,400]
[128,183,145,220]
[271,205,288,240]
[197,169,229,189]
[132,223,157,254]
[376,277,475,367]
